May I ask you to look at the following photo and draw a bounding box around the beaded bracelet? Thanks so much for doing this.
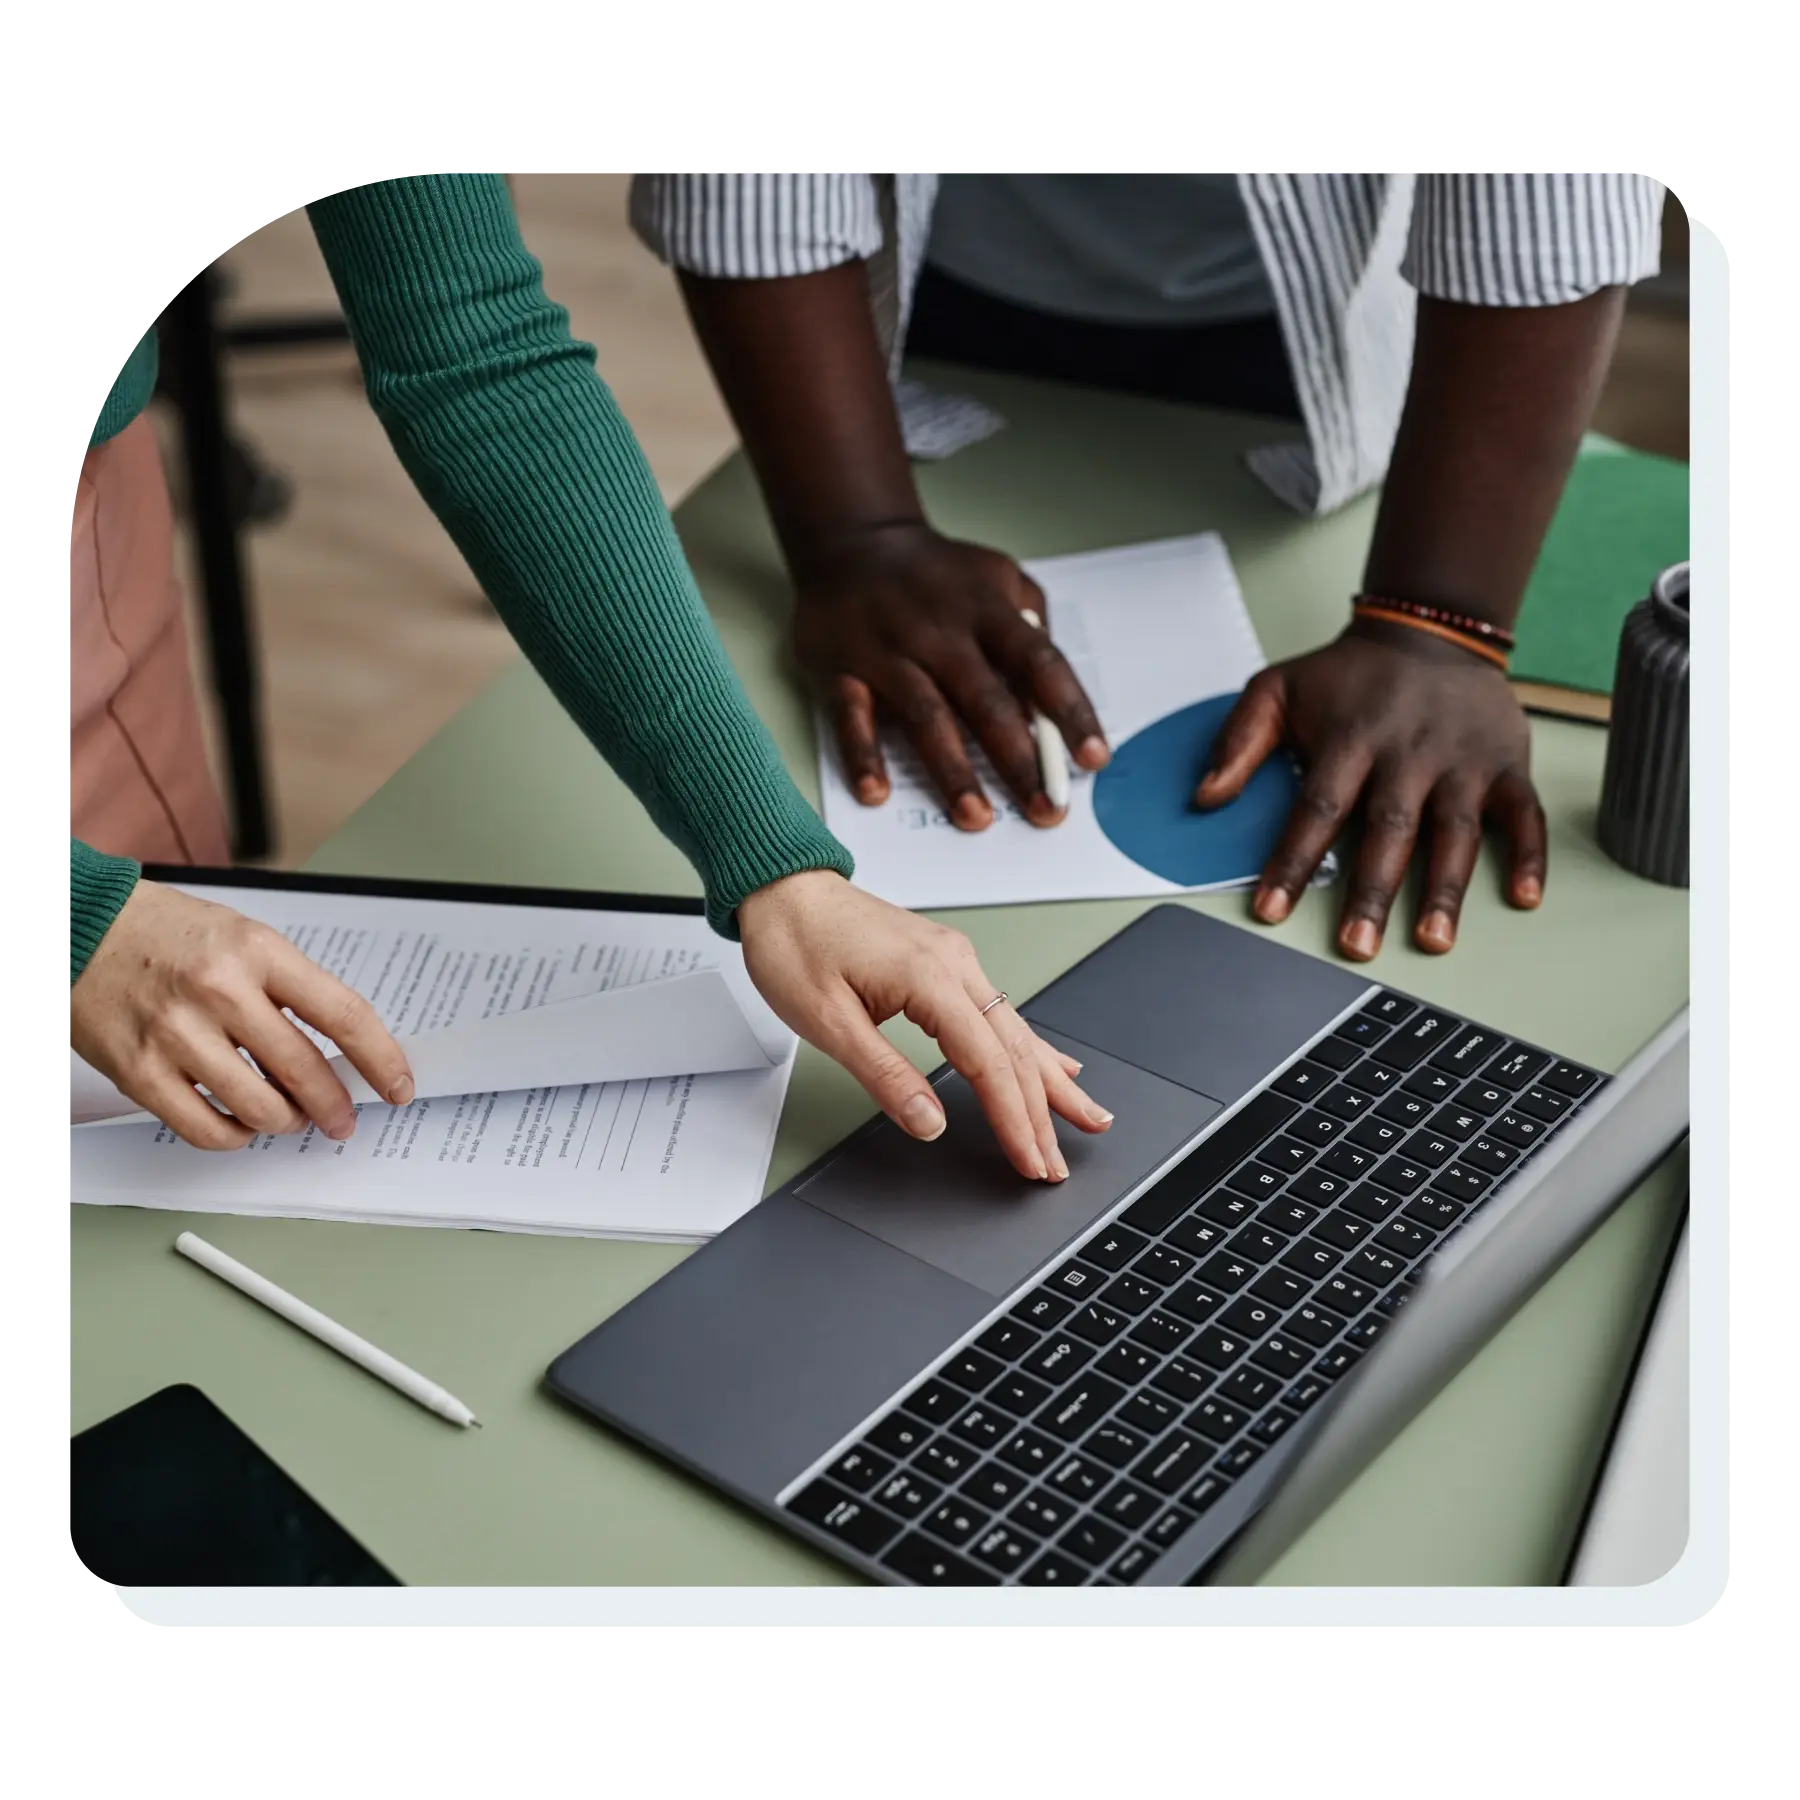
[1351,596,1513,670]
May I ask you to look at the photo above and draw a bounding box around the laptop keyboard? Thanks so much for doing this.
[781,990,1604,1587]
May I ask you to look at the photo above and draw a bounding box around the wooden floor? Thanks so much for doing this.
[166,175,1689,869]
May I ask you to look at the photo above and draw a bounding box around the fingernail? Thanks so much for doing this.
[1032,1156,1049,1181]
[325,1118,352,1142]
[1516,876,1543,908]
[1049,1147,1069,1181]
[1077,736,1110,770]
[902,1094,947,1141]
[855,776,887,805]
[1418,910,1455,952]
[1342,919,1379,960]
[1089,1105,1114,1128]
[1067,1059,1084,1075]
[953,795,992,830]
[387,1074,415,1107]
[1026,793,1062,826]
[1255,887,1292,924]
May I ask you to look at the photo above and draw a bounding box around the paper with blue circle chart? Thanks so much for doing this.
[816,533,1334,911]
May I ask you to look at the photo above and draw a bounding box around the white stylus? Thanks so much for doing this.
[1018,609,1071,810]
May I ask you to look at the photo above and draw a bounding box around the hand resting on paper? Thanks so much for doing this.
[738,869,1113,1182]
[70,881,415,1150]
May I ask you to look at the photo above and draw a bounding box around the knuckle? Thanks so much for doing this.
[1366,802,1419,836]
[1436,807,1483,839]
[1296,787,1346,826]
[1346,882,1395,918]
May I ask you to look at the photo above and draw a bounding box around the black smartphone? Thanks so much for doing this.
[71,1384,398,1586]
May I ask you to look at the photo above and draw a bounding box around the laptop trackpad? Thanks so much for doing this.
[795,1030,1221,1299]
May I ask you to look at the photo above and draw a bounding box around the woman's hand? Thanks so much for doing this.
[737,869,1112,1181]
[71,880,415,1149]
[1194,620,1546,960]
[795,524,1109,828]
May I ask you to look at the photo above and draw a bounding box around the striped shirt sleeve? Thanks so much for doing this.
[629,175,886,278]
[1403,174,1663,305]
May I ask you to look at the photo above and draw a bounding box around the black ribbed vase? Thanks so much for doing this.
[1597,562,1689,887]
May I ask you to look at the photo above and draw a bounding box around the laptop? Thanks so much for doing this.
[547,904,1687,1587]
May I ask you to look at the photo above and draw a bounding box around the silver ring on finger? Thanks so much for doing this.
[979,991,1008,1017]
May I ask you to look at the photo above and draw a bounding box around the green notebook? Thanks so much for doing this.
[1510,442,1689,723]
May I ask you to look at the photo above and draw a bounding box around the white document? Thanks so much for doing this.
[817,533,1306,911]
[70,883,797,1242]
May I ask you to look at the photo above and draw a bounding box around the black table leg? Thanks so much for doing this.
[161,269,273,862]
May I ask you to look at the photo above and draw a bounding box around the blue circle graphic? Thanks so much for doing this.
[1091,691,1298,887]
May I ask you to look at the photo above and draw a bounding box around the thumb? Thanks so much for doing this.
[811,987,948,1143]
[1194,671,1287,809]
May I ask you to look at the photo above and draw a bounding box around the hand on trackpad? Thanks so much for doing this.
[795,1031,1220,1298]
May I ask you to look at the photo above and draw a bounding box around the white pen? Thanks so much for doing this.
[174,1232,480,1428]
[1017,609,1072,811]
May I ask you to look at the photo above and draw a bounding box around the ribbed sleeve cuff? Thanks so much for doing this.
[705,804,855,939]
[71,839,141,984]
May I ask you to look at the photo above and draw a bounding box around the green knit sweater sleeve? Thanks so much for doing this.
[304,175,851,937]
[71,839,140,984]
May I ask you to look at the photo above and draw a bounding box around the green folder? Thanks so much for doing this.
[1510,441,1689,722]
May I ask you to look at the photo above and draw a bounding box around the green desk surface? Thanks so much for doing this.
[70,369,1690,1587]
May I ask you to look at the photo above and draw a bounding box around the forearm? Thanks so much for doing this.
[679,263,925,575]
[307,177,850,934]
[1364,287,1627,628]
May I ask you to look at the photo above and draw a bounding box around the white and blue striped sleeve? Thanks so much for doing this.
[1403,174,1664,306]
[629,175,887,278]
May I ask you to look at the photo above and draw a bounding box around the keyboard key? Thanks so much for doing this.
[1120,1090,1300,1235]
[1037,1376,1126,1442]
[1289,1111,1345,1147]
[1372,1010,1460,1070]
[1488,1112,1547,1152]
[874,1468,943,1512]
[915,1439,976,1483]
[1108,1543,1158,1584]
[997,1428,1062,1477]
[1375,1091,1435,1130]
[1288,1169,1352,1209]
[1402,1130,1458,1169]
[961,1463,1029,1510]
[1343,1061,1402,1097]
[1188,1396,1250,1443]
[1321,1142,1379,1181]
[1348,1246,1407,1287]
[976,1318,1041,1363]
[1375,1218,1435,1259]
[1361,991,1417,1026]
[882,1533,997,1585]
[1349,1117,1408,1154]
[1101,1273,1161,1315]
[1048,1258,1108,1301]
[1045,1454,1110,1502]
[971,1524,1039,1577]
[1258,1135,1319,1175]
[1227,1224,1290,1265]
[1120,1390,1184,1437]
[1430,1104,1484,1140]
[1346,1313,1389,1350]
[1316,1272,1376,1314]
[1342,1184,1405,1224]
[1099,1341,1160,1385]
[1308,1035,1362,1071]
[1196,1252,1258,1294]
[1221,1294,1284,1338]
[1194,1190,1257,1229]
[1485,1045,1550,1091]
[1134,1430,1213,1495]
[1132,1243,1195,1287]
[1222,1365,1282,1408]
[867,1413,930,1458]
[1373,1156,1430,1195]
[1009,1490,1074,1536]
[1279,1238,1344,1280]
[1023,1335,1093,1386]
[1057,1516,1125,1567]
[1067,1301,1131,1346]
[1250,1267,1312,1309]
[1021,1549,1090,1586]
[1461,1136,1519,1177]
[1253,1408,1298,1445]
[1334,1013,1390,1048]
[1433,1165,1493,1205]
[1164,1220,1232,1267]
[1224,1163,1287,1203]
[1404,1192,1464,1230]
[1317,1085,1377,1122]
[989,1370,1054,1417]
[1128,1310,1195,1357]
[1376,1283,1419,1317]
[1251,1335,1311,1377]
[949,1404,1010,1450]
[900,1378,963,1426]
[1098,1480,1163,1529]
[1152,1358,1215,1405]
[1285,1300,1347,1347]
[1314,1344,1362,1380]
[1012,1289,1074,1329]
[1515,1086,1573,1124]
[1088,1423,1151,1468]
[1259,1195,1322,1234]
[1147,1503,1199,1546]
[1402,1066,1461,1104]
[1541,1060,1601,1099]
[1308,1210,1372,1251]
[1214,1439,1267,1478]
[1186,1326,1248,1369]
[922,1494,988,1546]
[1166,1280,1230,1326]
[1283,1375,1330,1413]
[828,1446,893,1493]
[942,1347,1005,1392]
[789,1479,903,1555]
[1272,1060,1337,1102]
[1182,1473,1233,1515]
[1081,1224,1150,1272]
[1457,1079,1509,1116]
[1432,1025,1507,1078]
